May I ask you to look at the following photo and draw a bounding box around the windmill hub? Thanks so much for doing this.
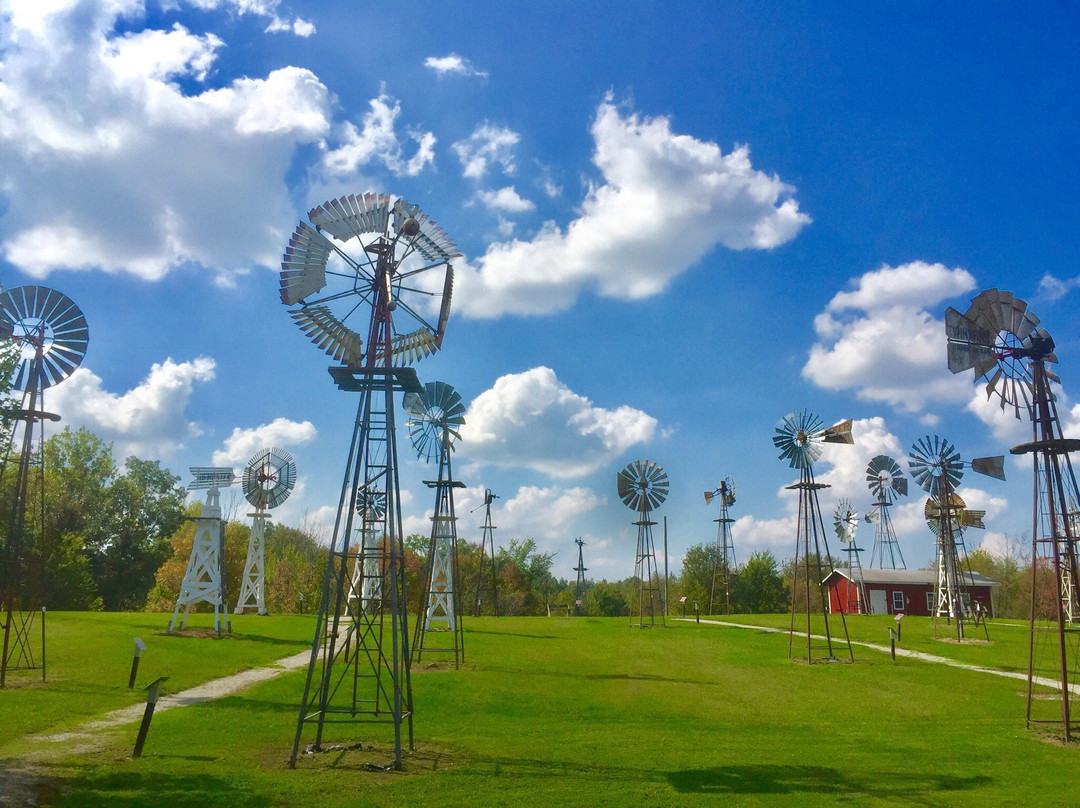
[400,217,420,237]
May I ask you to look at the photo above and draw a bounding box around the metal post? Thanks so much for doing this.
[889,627,896,660]
[694,602,700,623]
[663,516,669,617]
[128,638,146,688]
[133,676,169,758]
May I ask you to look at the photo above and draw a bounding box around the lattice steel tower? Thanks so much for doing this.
[704,477,737,615]
[947,288,1080,740]
[573,538,587,615]
[773,409,854,663]
[474,490,499,617]
[865,455,908,570]
[281,193,458,769]
[406,381,466,667]
[833,499,866,614]
[235,448,296,615]
[617,459,668,628]
[0,286,88,687]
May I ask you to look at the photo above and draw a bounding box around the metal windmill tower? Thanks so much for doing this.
[0,286,88,688]
[833,499,866,615]
[235,448,296,615]
[168,467,238,636]
[704,477,737,615]
[947,288,1080,739]
[473,489,499,617]
[772,409,854,663]
[865,455,908,570]
[406,381,466,667]
[616,459,669,628]
[573,538,587,615]
[280,193,458,769]
[349,488,387,613]
[908,435,1003,641]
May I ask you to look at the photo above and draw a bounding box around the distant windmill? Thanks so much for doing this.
[947,287,1080,739]
[617,459,669,628]
[168,467,238,636]
[473,489,499,617]
[909,435,1002,641]
[704,477,737,615]
[235,448,296,615]
[865,455,908,570]
[573,538,588,616]
[833,498,866,614]
[773,409,854,663]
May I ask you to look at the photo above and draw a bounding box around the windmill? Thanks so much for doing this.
[168,467,238,636]
[865,455,908,570]
[406,380,466,667]
[235,448,296,615]
[617,459,668,628]
[908,435,1002,641]
[473,489,499,617]
[0,286,88,687]
[281,193,458,769]
[833,498,866,615]
[772,409,854,663]
[349,487,387,613]
[573,538,588,615]
[704,477,737,615]
[946,288,1080,739]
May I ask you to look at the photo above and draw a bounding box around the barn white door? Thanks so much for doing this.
[869,589,888,615]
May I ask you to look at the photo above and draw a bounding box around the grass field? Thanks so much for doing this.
[0,611,1077,807]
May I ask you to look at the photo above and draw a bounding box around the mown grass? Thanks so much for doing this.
[2,613,1078,807]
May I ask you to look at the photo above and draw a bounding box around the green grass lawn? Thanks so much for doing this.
[1,613,1077,807]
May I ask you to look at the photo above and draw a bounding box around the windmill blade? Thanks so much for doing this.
[280,222,332,305]
[833,498,858,543]
[773,409,825,469]
[909,435,965,497]
[0,286,90,391]
[291,306,364,366]
[407,380,466,462]
[722,476,737,507]
[393,200,463,263]
[958,508,986,530]
[945,306,996,373]
[616,459,668,513]
[971,455,1006,481]
[243,447,297,510]
[309,193,393,242]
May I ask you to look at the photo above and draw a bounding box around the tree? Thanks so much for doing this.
[679,542,726,614]
[736,551,787,613]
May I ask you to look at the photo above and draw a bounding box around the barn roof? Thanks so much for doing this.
[823,568,1000,587]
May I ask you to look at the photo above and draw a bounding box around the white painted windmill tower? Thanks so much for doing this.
[235,448,296,615]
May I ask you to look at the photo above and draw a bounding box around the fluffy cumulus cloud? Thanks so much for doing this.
[460,366,658,478]
[803,262,977,414]
[0,0,331,285]
[452,124,520,179]
[47,356,216,458]
[477,186,535,214]
[455,98,811,317]
[183,0,314,35]
[1037,272,1080,302]
[322,92,436,178]
[423,53,488,78]
[211,417,317,466]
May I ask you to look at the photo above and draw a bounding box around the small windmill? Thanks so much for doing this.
[473,489,499,617]
[617,459,669,628]
[773,409,854,663]
[168,467,238,636]
[909,435,1003,641]
[573,538,588,615]
[947,288,1080,739]
[0,286,88,687]
[704,477,737,615]
[865,455,908,570]
[833,498,866,615]
[235,448,296,615]
[406,380,466,667]
[349,487,387,613]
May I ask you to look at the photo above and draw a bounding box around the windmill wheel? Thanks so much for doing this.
[356,488,387,521]
[616,459,669,513]
[909,435,963,498]
[243,448,297,510]
[704,476,736,507]
[280,193,459,366]
[866,455,908,503]
[924,493,985,537]
[403,380,466,462]
[834,498,859,543]
[773,409,824,469]
[0,286,89,391]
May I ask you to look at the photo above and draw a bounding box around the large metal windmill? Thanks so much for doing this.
[617,459,668,628]
[947,288,1080,740]
[704,477,737,615]
[772,409,854,663]
[406,380,466,667]
[833,498,866,615]
[282,193,458,770]
[865,455,908,570]
[473,489,499,617]
[908,435,1002,641]
[235,448,296,615]
[0,286,88,688]
[168,467,238,636]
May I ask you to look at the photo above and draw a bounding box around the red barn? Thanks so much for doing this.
[822,568,999,617]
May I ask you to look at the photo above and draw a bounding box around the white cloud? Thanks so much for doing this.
[455,98,810,317]
[1037,272,1080,302]
[803,262,977,413]
[47,357,216,459]
[477,186,535,214]
[322,92,436,178]
[182,0,314,36]
[211,417,317,466]
[452,124,520,179]
[0,1,331,284]
[424,53,488,78]
[460,366,658,478]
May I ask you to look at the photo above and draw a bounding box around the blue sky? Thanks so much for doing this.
[1,0,1078,581]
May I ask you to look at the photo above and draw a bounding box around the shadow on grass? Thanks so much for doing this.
[479,664,716,687]
[466,629,564,640]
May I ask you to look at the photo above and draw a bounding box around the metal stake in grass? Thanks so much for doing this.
[128,637,146,689]
[133,676,169,758]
